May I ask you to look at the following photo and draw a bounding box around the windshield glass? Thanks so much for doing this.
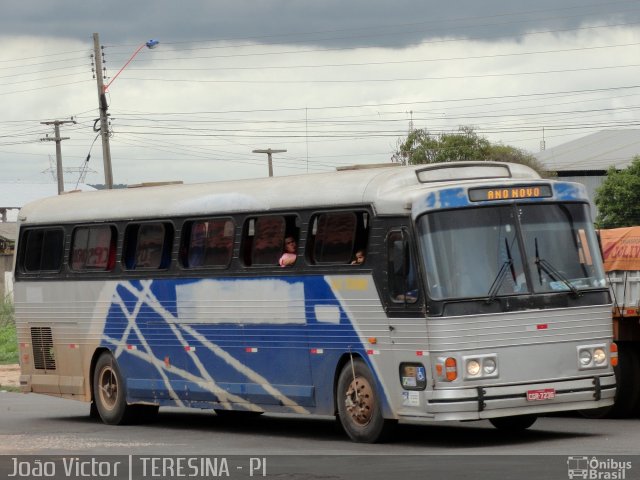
[518,203,605,294]
[418,203,606,300]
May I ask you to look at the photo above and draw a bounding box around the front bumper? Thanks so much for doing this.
[399,374,615,422]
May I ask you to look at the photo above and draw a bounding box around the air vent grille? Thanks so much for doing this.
[31,327,56,371]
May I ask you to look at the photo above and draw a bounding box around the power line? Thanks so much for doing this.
[120,62,640,84]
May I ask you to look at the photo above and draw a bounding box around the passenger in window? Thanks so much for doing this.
[137,242,161,268]
[188,223,207,267]
[279,236,297,267]
[351,249,366,265]
[395,258,418,303]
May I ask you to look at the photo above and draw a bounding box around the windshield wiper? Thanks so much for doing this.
[534,238,580,297]
[486,239,516,304]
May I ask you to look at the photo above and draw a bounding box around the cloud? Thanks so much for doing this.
[0,2,639,186]
[2,1,637,48]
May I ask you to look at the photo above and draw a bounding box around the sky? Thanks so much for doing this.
[1,0,639,186]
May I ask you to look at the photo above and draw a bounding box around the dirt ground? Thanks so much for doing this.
[0,364,19,388]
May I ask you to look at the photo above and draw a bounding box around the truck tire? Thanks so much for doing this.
[611,345,640,418]
[581,343,640,419]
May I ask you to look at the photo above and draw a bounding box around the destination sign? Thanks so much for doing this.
[468,185,552,202]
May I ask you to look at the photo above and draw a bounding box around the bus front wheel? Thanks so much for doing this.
[93,352,132,425]
[336,358,395,443]
[489,414,537,431]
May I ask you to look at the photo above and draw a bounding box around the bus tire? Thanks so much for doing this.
[489,414,537,431]
[93,352,132,425]
[579,404,612,419]
[89,401,100,419]
[336,359,395,443]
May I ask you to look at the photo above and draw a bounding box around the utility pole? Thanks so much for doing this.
[41,119,76,194]
[252,148,287,177]
[93,32,113,189]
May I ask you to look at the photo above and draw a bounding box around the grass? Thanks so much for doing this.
[0,386,19,393]
[0,298,18,365]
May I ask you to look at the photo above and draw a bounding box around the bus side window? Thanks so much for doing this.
[21,228,64,273]
[242,215,299,267]
[204,219,234,267]
[250,216,286,266]
[387,230,417,304]
[123,222,173,270]
[181,218,234,268]
[70,225,116,271]
[351,212,369,265]
[309,212,357,264]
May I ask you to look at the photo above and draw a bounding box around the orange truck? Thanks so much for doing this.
[599,227,640,417]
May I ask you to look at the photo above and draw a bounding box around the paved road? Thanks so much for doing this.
[1,392,639,479]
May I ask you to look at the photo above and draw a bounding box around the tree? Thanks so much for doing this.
[392,126,550,176]
[595,156,640,228]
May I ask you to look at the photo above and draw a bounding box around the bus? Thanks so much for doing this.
[13,162,616,443]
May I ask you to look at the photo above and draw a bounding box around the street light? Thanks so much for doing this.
[93,34,159,188]
[104,39,160,92]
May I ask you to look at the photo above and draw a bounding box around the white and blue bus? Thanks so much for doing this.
[14,162,616,442]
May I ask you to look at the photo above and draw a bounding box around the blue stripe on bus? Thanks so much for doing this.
[423,187,469,210]
[553,182,587,201]
[100,275,388,415]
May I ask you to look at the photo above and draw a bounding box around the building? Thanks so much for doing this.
[535,129,640,217]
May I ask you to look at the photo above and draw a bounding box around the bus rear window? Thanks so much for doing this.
[70,226,116,271]
[22,228,64,272]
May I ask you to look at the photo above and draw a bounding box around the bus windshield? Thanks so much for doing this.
[418,203,606,300]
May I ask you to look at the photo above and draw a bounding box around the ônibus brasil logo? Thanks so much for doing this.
[567,456,632,479]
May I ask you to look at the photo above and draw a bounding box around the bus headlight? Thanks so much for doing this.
[483,358,497,375]
[577,344,608,369]
[466,360,481,376]
[462,354,498,380]
[579,350,592,366]
[593,348,606,365]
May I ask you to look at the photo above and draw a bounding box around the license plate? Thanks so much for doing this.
[527,388,556,401]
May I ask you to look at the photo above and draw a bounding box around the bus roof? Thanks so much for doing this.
[18,162,541,225]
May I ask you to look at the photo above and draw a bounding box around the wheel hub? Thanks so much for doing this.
[98,367,118,410]
[345,376,374,426]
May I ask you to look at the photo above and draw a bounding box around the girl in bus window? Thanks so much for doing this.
[279,236,297,267]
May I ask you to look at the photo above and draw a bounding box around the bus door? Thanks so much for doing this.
[385,228,430,409]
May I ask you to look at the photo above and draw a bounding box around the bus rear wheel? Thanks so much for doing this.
[93,352,133,425]
[336,358,395,443]
[489,414,537,431]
